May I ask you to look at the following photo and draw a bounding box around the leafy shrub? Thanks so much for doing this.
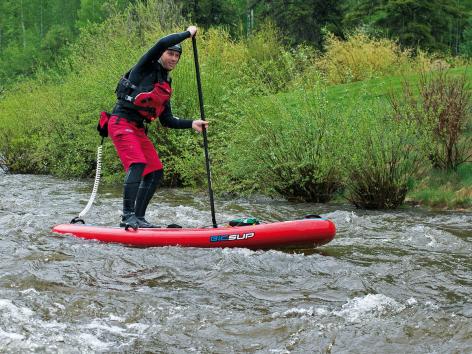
[222,87,346,202]
[343,102,428,209]
[243,23,298,94]
[316,30,469,86]
[389,70,472,171]
[316,31,413,84]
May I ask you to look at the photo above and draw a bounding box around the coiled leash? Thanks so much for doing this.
[70,138,104,224]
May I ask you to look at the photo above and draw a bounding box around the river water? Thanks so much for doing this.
[0,172,470,353]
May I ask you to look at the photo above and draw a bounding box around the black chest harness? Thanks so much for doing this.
[115,66,172,122]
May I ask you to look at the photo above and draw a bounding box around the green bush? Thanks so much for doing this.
[221,87,347,202]
[342,102,428,209]
[315,30,468,85]
[316,31,413,84]
[389,70,472,171]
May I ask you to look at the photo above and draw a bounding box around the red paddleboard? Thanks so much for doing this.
[52,218,336,249]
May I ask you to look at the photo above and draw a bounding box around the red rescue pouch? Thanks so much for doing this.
[134,81,172,121]
[97,111,111,137]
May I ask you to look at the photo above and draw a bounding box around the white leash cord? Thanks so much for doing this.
[77,145,102,219]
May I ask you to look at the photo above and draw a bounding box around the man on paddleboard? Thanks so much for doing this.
[109,26,208,229]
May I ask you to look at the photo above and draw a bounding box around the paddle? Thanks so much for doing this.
[192,36,217,228]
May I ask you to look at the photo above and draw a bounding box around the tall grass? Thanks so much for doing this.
[408,163,472,208]
[222,86,348,202]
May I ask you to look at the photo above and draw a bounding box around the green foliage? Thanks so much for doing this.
[345,0,469,55]
[0,0,133,85]
[242,24,321,95]
[157,24,318,185]
[389,70,472,171]
[40,25,74,59]
[460,18,472,58]
[0,0,81,82]
[250,0,344,48]
[408,163,472,208]
[1,0,471,90]
[342,101,429,209]
[0,0,470,210]
[0,1,312,185]
[0,0,184,178]
[222,87,346,202]
[0,40,38,79]
[317,31,413,84]
[315,29,471,85]
[77,0,112,28]
[178,0,244,34]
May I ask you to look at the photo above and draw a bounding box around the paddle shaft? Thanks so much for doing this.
[192,36,217,228]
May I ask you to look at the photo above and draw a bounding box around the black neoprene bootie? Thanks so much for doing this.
[135,170,163,229]
[119,163,145,230]
[120,214,140,230]
[136,217,160,228]
[120,183,139,230]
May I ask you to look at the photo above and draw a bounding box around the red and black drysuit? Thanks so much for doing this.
[109,31,193,228]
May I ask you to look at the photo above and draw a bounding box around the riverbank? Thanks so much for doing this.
[406,162,472,210]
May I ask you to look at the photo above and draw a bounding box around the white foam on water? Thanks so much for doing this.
[425,232,438,247]
[222,247,306,261]
[41,320,67,331]
[334,294,405,323]
[323,209,354,221]
[85,320,127,335]
[0,299,34,321]
[108,314,125,322]
[166,305,186,321]
[78,333,113,351]
[272,306,331,320]
[315,307,329,316]
[126,322,150,333]
[222,247,256,257]
[425,301,440,310]
[263,249,308,261]
[0,328,25,341]
[53,302,66,310]
[269,349,290,354]
[406,297,418,306]
[410,225,442,248]
[281,307,314,317]
[344,211,359,223]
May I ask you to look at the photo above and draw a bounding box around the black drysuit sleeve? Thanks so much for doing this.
[129,31,190,83]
